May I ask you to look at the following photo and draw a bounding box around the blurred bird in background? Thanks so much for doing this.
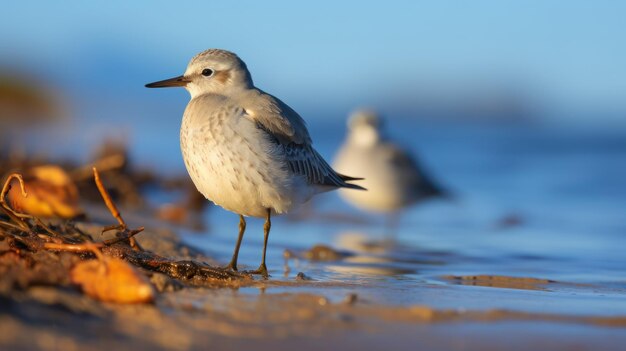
[333,109,446,236]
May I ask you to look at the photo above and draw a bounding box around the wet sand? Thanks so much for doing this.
[2,206,626,351]
[2,125,626,350]
[4,287,626,351]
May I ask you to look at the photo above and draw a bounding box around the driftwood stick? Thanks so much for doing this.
[93,167,125,228]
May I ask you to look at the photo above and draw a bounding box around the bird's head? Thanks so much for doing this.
[347,109,383,146]
[145,49,253,98]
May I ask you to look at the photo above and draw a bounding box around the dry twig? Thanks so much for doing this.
[93,167,125,228]
[0,173,30,229]
[43,242,105,260]
[93,167,143,250]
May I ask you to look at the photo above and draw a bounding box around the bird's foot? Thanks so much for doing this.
[222,262,238,272]
[250,263,269,279]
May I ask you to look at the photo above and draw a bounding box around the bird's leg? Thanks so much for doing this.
[225,215,246,271]
[252,209,271,278]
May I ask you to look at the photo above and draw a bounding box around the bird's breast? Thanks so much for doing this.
[179,110,300,217]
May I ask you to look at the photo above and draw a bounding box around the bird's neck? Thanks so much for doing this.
[189,85,252,100]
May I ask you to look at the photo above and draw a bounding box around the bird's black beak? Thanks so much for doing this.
[145,75,190,88]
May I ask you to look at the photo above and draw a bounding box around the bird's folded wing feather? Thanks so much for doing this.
[383,143,442,196]
[282,143,358,188]
[242,90,362,189]
[241,89,311,145]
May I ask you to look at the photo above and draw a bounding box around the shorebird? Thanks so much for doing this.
[333,109,444,231]
[145,49,364,277]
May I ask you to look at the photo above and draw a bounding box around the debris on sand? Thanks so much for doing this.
[284,244,352,262]
[71,257,155,304]
[440,275,555,291]
[7,165,82,219]
[0,166,247,306]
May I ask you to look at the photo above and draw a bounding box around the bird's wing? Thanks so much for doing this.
[382,143,443,197]
[240,90,364,190]
[240,89,311,145]
[281,142,365,190]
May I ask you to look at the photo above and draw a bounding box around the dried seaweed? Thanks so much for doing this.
[0,167,246,300]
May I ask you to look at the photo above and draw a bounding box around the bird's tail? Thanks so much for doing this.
[337,173,366,191]
[420,177,453,200]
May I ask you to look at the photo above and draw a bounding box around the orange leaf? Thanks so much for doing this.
[70,258,155,304]
[7,165,82,218]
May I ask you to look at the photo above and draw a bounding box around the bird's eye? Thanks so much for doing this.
[201,68,214,77]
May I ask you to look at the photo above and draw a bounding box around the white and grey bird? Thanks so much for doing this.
[145,49,364,276]
[333,109,443,217]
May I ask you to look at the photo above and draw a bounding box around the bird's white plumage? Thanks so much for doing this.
[173,49,361,218]
[181,94,308,217]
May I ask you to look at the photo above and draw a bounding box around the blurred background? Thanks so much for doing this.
[1,1,626,285]
[2,1,625,159]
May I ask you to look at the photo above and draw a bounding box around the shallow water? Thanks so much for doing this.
[176,120,626,317]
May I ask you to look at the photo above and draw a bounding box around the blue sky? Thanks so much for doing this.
[2,1,626,123]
